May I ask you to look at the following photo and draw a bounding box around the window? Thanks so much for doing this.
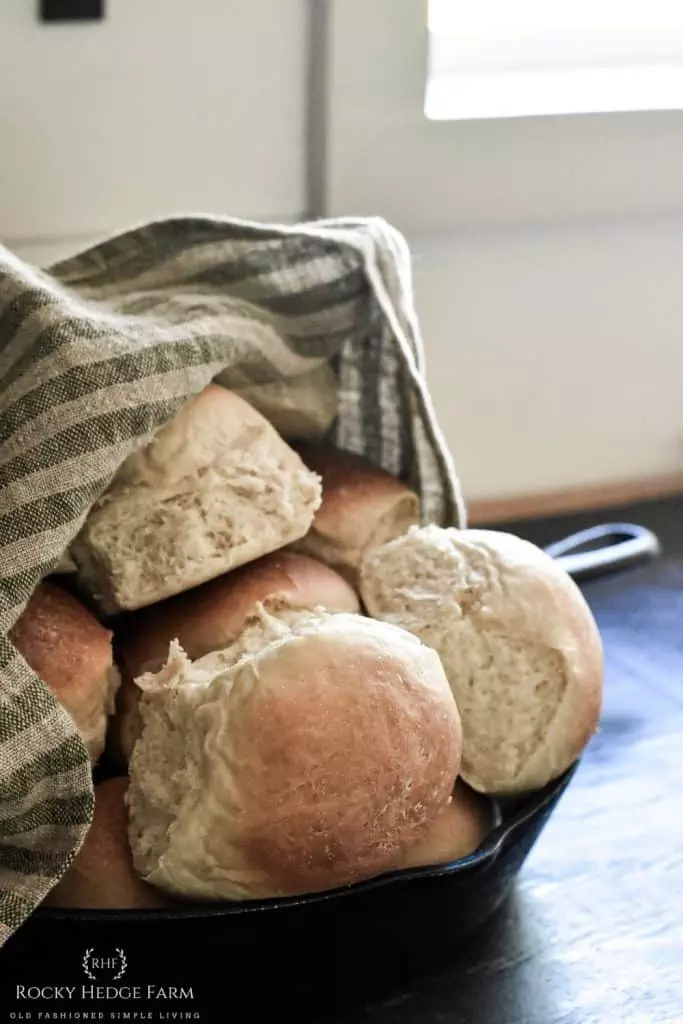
[427,0,683,120]
[315,0,683,232]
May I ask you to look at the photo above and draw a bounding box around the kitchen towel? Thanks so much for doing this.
[0,214,465,945]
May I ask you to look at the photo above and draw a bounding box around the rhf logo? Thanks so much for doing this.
[82,948,127,981]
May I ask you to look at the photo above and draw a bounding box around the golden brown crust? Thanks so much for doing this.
[455,529,604,794]
[125,613,462,901]
[10,583,112,700]
[400,780,493,868]
[222,622,461,895]
[9,582,114,759]
[516,559,604,789]
[44,778,173,910]
[292,443,420,583]
[115,551,360,683]
[110,553,360,766]
[361,525,605,795]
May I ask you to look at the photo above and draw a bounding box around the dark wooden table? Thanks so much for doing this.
[324,495,683,1023]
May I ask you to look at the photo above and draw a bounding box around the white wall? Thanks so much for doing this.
[2,1,680,504]
[0,0,308,265]
[321,0,683,232]
[412,218,683,502]
[319,0,683,504]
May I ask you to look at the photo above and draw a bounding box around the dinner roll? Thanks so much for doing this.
[231,363,338,441]
[360,525,604,796]
[44,778,172,909]
[69,385,322,615]
[110,552,360,765]
[127,610,462,900]
[291,443,421,586]
[9,582,119,762]
[399,781,494,869]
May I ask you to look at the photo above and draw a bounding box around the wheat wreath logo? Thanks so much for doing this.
[13,946,196,1006]
[82,948,127,980]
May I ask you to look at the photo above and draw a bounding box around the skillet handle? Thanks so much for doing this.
[543,522,661,581]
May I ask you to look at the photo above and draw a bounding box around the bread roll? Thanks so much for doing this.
[291,444,420,586]
[9,582,119,762]
[399,781,494,869]
[126,610,462,901]
[69,385,322,615]
[360,525,604,796]
[116,551,360,682]
[109,557,358,765]
[110,552,360,764]
[231,364,338,441]
[44,778,172,909]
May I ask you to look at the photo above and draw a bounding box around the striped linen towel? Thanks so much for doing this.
[0,214,465,945]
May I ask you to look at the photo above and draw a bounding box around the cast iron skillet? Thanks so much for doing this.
[2,523,660,1002]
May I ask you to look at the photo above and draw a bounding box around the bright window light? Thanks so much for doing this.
[426,0,683,120]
